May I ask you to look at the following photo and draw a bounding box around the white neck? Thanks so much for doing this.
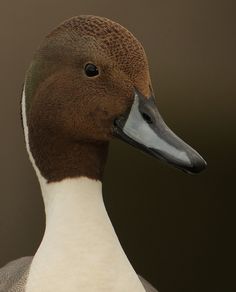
[22,89,145,292]
[25,178,145,292]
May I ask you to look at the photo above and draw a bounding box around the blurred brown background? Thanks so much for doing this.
[0,0,235,291]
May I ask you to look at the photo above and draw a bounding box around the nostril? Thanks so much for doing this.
[141,112,153,124]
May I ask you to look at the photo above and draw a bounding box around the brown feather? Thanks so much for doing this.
[24,15,152,182]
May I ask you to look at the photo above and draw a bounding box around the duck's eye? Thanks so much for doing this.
[84,63,99,77]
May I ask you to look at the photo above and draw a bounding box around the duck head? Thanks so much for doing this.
[23,15,206,183]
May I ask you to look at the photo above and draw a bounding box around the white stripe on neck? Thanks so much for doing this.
[22,89,145,292]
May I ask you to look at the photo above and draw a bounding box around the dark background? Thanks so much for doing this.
[0,1,235,291]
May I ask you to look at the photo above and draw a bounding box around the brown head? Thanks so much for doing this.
[23,15,206,183]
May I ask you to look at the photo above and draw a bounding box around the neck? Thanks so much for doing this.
[25,177,145,292]
[22,88,145,291]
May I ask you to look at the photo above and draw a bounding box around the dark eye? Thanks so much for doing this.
[84,63,99,77]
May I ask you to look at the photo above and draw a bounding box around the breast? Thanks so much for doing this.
[0,256,33,292]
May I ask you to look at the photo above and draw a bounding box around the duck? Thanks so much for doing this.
[0,15,207,292]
